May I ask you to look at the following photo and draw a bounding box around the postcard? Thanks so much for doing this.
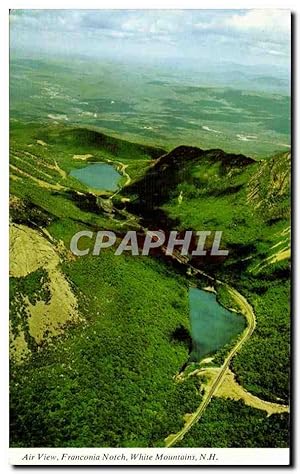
[9,8,291,466]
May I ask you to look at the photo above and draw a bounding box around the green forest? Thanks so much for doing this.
[9,120,290,448]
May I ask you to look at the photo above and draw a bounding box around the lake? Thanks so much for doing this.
[189,287,246,361]
[70,163,121,191]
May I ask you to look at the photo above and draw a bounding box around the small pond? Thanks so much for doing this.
[70,163,121,191]
[189,287,246,361]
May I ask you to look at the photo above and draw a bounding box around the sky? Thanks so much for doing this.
[10,9,291,70]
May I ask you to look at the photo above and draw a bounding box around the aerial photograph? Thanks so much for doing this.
[9,9,291,454]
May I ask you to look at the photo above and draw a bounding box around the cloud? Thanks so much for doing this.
[9,9,291,69]
[268,49,286,56]
[10,9,291,39]
[225,9,290,33]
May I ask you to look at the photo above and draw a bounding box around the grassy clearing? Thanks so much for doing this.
[10,224,81,360]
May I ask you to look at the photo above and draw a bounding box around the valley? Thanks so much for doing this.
[10,57,291,159]
[9,120,290,448]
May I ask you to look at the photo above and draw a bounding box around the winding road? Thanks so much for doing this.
[165,270,256,447]
[106,159,131,199]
